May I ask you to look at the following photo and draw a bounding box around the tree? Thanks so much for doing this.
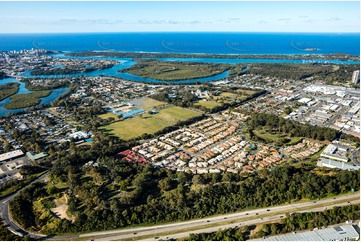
[211,173,221,183]
[261,223,270,234]
[270,223,279,234]
[68,168,79,190]
[46,185,59,195]
[222,172,232,182]
[177,172,188,183]
[284,106,292,115]
[192,175,205,185]
[158,177,172,192]
[3,142,11,153]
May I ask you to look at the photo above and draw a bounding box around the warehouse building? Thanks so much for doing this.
[261,224,360,241]
[317,158,360,171]
[320,144,349,163]
[0,150,24,163]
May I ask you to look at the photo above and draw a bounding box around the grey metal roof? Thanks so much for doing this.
[262,224,360,241]
[318,158,360,170]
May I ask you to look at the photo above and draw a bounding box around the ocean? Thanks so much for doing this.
[0,32,360,116]
[0,32,359,56]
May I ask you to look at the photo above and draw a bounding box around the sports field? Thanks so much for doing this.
[100,106,202,140]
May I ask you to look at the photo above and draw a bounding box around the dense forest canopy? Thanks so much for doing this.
[9,161,359,235]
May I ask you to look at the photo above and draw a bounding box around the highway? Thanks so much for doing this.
[1,174,358,241]
[47,192,359,241]
[140,199,359,241]
[0,172,49,239]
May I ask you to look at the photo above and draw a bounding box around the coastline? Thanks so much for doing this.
[66,51,360,61]
[1,32,359,56]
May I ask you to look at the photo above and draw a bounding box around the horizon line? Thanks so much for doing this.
[0,31,360,34]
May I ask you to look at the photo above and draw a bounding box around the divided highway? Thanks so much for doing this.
[0,174,358,241]
[50,192,359,241]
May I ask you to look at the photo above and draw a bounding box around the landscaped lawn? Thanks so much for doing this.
[100,106,202,140]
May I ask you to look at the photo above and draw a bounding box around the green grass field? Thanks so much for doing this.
[99,112,120,120]
[218,92,237,98]
[99,98,166,121]
[100,106,202,140]
[235,89,257,95]
[139,97,166,109]
[254,129,303,145]
[214,92,238,102]
[195,90,256,110]
[194,100,221,109]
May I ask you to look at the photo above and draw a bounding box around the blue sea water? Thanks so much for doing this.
[0,32,359,56]
[158,58,359,65]
[4,32,360,84]
[20,53,358,85]
[0,32,359,116]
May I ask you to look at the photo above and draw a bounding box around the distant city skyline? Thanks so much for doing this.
[0,1,359,33]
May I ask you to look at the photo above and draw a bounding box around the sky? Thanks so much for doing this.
[0,1,359,33]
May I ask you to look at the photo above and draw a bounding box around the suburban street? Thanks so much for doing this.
[46,192,359,241]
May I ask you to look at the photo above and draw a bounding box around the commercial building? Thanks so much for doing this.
[352,70,360,84]
[0,150,24,163]
[320,144,349,163]
[26,152,48,161]
[69,131,89,140]
[348,102,360,115]
[317,158,359,171]
[6,160,24,171]
[298,97,312,104]
[262,224,360,241]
